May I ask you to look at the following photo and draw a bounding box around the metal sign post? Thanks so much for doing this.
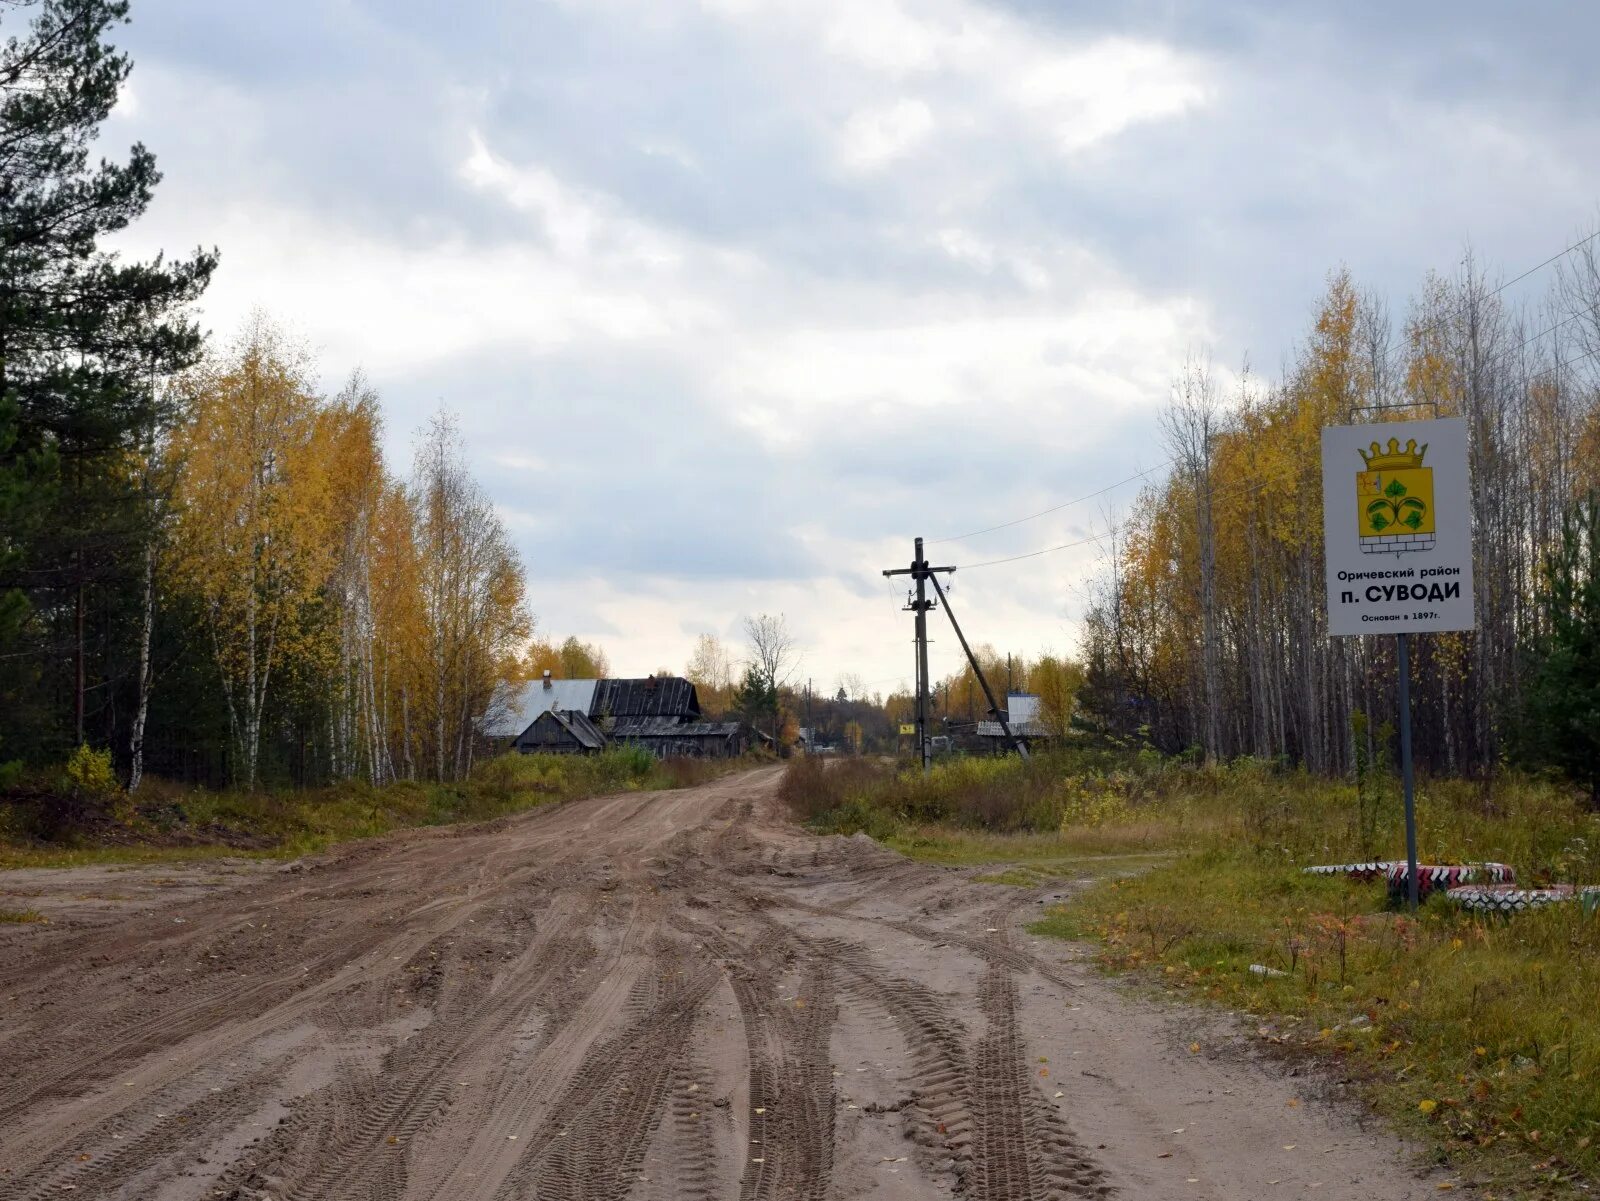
[1396,632,1420,911]
[1320,418,1475,911]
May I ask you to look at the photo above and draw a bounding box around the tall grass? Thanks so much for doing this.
[0,749,751,867]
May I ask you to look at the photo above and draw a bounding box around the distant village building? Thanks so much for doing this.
[973,691,1054,747]
[485,672,745,758]
[514,708,607,755]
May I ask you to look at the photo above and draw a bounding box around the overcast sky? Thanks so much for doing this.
[108,0,1600,695]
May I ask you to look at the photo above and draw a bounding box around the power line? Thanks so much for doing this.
[931,460,1172,544]
[958,477,1272,572]
[1480,229,1600,307]
[1393,228,1600,362]
[1526,340,1600,385]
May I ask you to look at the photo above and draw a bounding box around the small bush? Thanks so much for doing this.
[63,744,117,797]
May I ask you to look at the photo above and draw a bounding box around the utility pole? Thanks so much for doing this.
[884,536,947,772]
[885,536,1027,768]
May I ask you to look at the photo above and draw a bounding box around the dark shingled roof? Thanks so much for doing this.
[543,708,607,750]
[589,677,701,720]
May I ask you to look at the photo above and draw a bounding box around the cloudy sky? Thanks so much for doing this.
[108,0,1600,694]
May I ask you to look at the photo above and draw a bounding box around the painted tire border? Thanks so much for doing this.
[1384,862,1515,901]
[1446,884,1600,915]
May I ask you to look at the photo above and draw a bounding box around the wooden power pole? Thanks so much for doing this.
[884,536,1027,769]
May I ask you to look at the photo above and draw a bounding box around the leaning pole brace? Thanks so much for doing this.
[927,572,1030,760]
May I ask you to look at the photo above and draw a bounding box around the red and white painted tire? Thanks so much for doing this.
[1302,862,1405,881]
[1385,862,1515,901]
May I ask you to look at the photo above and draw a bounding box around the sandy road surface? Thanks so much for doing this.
[0,767,1444,1200]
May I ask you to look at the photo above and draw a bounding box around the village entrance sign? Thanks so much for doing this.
[1320,417,1475,909]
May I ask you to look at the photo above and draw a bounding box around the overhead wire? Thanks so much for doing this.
[930,459,1173,544]
[957,477,1274,572]
[1382,228,1600,368]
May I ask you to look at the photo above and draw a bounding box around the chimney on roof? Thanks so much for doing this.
[542,670,553,689]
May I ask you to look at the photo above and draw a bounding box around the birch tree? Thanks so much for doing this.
[411,411,531,782]
[167,318,330,790]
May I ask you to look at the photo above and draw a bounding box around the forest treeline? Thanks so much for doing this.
[1081,258,1600,785]
[0,1,535,789]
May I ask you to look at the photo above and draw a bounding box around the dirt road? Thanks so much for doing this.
[0,767,1444,1200]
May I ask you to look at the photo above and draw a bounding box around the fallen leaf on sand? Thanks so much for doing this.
[1189,1042,1201,1054]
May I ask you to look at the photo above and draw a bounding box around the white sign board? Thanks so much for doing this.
[1321,418,1475,636]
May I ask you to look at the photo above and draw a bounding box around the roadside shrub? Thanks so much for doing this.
[779,755,894,821]
[63,744,117,797]
[657,757,728,789]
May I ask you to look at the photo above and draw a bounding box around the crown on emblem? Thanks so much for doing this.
[1358,437,1428,470]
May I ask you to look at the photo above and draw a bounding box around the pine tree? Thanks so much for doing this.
[0,0,215,763]
[733,664,775,740]
[1520,492,1600,807]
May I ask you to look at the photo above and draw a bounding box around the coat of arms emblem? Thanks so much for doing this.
[1356,437,1434,555]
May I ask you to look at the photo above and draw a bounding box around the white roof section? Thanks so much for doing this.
[482,678,598,738]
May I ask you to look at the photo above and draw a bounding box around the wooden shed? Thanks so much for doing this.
[510,708,608,756]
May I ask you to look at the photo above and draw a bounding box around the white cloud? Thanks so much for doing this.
[706,0,1211,158]
[837,98,936,171]
[1012,38,1209,153]
[460,132,684,267]
[821,0,969,76]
